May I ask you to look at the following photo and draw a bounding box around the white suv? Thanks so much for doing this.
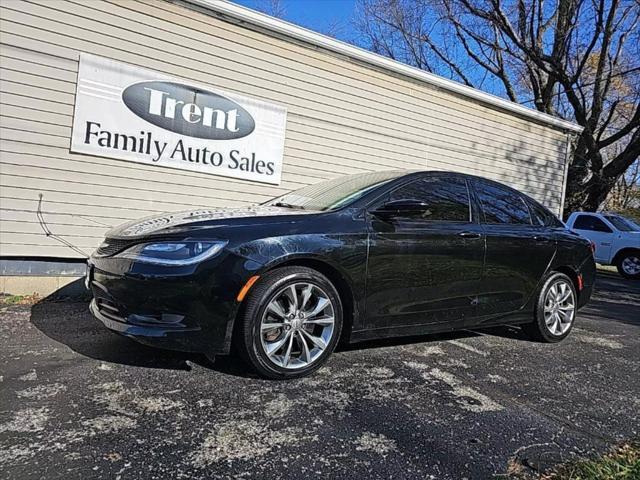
[565,212,640,279]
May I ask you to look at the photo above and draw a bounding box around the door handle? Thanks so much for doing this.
[533,236,548,242]
[459,231,481,239]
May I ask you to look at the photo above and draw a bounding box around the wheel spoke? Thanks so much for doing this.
[545,312,554,326]
[265,331,291,356]
[261,322,286,332]
[558,309,572,322]
[284,285,299,314]
[300,284,313,312]
[303,315,334,327]
[298,331,311,363]
[301,329,327,350]
[282,332,295,366]
[558,289,572,303]
[267,301,287,319]
[306,297,330,318]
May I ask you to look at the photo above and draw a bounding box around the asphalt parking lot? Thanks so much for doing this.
[1,272,638,479]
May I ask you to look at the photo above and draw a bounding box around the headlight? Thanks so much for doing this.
[118,240,227,266]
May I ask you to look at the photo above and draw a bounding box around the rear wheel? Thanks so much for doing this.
[236,266,343,379]
[616,251,640,280]
[523,272,577,343]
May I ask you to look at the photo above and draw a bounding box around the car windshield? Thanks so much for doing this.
[264,171,406,211]
[603,214,640,232]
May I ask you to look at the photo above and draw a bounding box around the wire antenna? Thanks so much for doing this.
[37,193,90,258]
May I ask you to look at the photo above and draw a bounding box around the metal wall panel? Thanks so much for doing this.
[0,0,571,258]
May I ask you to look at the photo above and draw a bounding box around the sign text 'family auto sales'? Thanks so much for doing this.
[71,54,287,184]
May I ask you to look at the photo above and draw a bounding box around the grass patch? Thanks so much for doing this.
[0,294,40,305]
[542,442,640,480]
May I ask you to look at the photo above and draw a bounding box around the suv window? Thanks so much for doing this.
[474,180,531,225]
[387,176,470,222]
[573,214,613,233]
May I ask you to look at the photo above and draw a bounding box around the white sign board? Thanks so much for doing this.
[71,54,287,185]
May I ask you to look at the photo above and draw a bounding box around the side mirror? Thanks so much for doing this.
[371,199,430,217]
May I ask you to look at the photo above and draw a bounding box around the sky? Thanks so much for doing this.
[232,0,358,41]
[230,0,505,98]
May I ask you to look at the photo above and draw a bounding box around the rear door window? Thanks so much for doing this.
[473,180,532,225]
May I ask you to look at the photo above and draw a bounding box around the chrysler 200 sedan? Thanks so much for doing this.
[87,171,595,379]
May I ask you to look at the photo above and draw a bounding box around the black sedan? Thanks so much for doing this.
[87,171,595,379]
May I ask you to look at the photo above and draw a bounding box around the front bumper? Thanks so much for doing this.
[89,298,205,352]
[87,251,260,355]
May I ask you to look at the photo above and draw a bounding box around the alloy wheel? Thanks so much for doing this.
[621,255,640,276]
[260,282,335,369]
[543,279,575,336]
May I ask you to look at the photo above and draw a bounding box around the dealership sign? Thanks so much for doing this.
[71,54,287,184]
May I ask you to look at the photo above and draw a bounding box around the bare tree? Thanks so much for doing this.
[605,157,640,209]
[356,0,640,216]
[254,0,287,19]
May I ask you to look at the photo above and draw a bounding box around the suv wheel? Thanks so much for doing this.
[616,252,640,280]
[523,272,577,342]
[236,266,343,379]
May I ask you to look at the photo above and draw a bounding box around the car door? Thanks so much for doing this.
[571,214,614,263]
[365,175,485,331]
[472,179,557,318]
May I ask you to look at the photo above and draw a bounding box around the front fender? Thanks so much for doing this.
[226,232,369,338]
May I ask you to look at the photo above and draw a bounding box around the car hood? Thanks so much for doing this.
[107,206,319,238]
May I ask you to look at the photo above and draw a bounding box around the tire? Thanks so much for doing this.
[522,272,577,343]
[235,266,343,379]
[616,251,640,280]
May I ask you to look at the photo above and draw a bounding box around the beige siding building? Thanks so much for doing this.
[0,0,581,293]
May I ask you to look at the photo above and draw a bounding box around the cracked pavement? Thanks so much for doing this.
[1,272,638,479]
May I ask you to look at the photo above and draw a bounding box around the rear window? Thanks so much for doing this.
[603,215,640,232]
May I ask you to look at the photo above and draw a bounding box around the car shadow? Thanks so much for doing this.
[29,299,259,378]
[26,272,636,378]
[29,295,532,379]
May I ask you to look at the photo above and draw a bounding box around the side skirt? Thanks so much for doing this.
[349,312,533,344]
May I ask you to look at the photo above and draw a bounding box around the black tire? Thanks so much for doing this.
[522,272,577,343]
[235,266,343,379]
[615,251,640,280]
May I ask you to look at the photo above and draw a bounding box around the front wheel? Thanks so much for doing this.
[235,266,343,379]
[522,272,577,343]
[616,252,640,280]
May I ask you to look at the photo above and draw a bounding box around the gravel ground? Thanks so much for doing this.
[1,272,638,479]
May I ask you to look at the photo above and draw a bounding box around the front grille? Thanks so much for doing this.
[95,238,136,257]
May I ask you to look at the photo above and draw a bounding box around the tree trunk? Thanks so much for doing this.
[564,151,618,217]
